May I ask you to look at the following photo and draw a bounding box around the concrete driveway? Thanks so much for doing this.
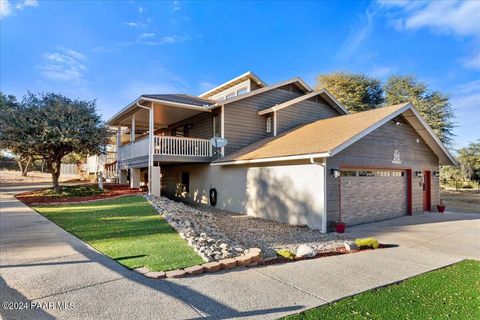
[1,183,478,320]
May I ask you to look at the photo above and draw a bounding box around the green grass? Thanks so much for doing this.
[34,196,203,271]
[284,260,480,320]
[30,185,104,197]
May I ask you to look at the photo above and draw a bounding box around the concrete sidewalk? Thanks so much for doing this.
[1,184,478,319]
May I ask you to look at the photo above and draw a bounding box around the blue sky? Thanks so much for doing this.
[1,0,479,148]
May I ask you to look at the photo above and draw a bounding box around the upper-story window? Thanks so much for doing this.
[213,115,220,137]
[237,87,248,95]
[266,116,272,133]
[225,92,235,99]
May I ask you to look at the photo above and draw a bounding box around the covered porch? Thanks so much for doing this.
[108,95,222,197]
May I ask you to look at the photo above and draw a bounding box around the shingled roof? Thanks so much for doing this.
[141,94,214,107]
[213,103,455,166]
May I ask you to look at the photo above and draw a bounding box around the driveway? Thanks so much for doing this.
[1,183,479,320]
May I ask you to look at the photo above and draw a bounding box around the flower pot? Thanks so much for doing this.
[335,222,346,233]
[437,205,446,213]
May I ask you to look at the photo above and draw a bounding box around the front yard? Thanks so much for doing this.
[33,196,203,271]
[285,259,480,320]
[441,190,480,213]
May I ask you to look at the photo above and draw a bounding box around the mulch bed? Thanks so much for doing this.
[16,183,144,205]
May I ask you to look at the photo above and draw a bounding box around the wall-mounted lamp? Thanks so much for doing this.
[433,171,440,177]
[331,168,341,178]
[415,171,423,177]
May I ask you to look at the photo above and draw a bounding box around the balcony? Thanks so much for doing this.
[117,135,212,166]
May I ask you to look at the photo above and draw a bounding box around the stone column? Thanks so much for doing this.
[130,168,141,189]
[119,169,128,185]
[150,166,161,197]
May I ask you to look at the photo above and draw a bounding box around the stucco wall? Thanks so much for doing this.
[161,162,326,231]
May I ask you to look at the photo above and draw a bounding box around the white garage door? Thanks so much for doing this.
[340,169,407,225]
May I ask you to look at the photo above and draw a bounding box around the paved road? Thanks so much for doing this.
[1,183,479,320]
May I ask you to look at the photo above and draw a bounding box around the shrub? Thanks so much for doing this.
[276,250,296,260]
[355,238,379,249]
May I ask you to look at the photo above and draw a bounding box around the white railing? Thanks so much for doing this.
[118,135,212,161]
[154,136,212,157]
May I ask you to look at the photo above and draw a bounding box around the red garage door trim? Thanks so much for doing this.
[339,164,413,220]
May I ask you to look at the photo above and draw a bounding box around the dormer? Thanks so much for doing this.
[199,71,267,101]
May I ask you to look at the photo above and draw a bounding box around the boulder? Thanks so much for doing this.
[295,244,316,258]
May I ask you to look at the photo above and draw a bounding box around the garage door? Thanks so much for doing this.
[340,169,407,225]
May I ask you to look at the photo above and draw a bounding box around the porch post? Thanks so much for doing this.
[220,105,225,156]
[116,126,121,183]
[273,110,277,136]
[148,102,155,196]
[131,114,135,158]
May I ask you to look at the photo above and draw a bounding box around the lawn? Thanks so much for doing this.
[284,260,480,320]
[441,190,480,213]
[34,195,204,271]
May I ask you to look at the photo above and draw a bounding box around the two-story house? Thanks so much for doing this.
[107,71,455,232]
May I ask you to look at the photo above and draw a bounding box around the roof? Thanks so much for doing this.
[142,94,213,107]
[257,89,348,116]
[212,103,456,166]
[199,71,267,99]
[212,77,312,107]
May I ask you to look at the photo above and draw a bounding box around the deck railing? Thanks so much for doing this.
[154,136,212,157]
[118,135,212,161]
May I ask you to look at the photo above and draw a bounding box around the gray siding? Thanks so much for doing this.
[276,96,340,134]
[168,111,216,140]
[224,86,304,155]
[326,119,440,228]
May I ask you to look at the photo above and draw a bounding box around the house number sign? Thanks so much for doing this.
[392,149,401,164]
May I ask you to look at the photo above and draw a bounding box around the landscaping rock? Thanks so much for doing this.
[248,251,262,263]
[184,265,204,276]
[144,271,166,279]
[202,262,222,273]
[295,244,316,258]
[235,255,252,266]
[165,269,187,278]
[133,267,150,275]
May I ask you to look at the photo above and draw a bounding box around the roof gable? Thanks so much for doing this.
[199,71,267,99]
[213,103,455,166]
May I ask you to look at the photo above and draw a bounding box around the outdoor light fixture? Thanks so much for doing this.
[433,171,440,177]
[415,171,423,177]
[331,168,340,178]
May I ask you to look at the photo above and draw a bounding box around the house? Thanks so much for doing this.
[107,71,455,232]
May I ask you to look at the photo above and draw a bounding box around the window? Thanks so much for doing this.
[237,87,248,95]
[266,116,272,133]
[213,115,220,137]
[225,92,235,99]
[181,172,190,193]
[341,170,357,177]
[358,171,375,177]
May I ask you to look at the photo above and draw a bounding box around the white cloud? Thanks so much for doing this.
[0,0,12,18]
[173,1,180,11]
[38,47,87,83]
[143,35,190,46]
[16,0,37,10]
[450,79,480,147]
[337,8,378,60]
[462,52,480,71]
[139,32,155,39]
[138,6,145,13]
[125,21,146,28]
[370,66,396,78]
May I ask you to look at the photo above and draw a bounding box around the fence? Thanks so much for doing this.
[60,163,78,175]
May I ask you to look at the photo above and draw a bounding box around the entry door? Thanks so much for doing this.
[423,171,431,211]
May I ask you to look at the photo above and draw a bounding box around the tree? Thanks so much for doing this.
[384,75,455,145]
[457,140,480,183]
[0,94,36,176]
[316,72,384,112]
[0,92,110,191]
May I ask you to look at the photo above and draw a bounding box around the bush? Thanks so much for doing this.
[276,250,296,260]
[355,238,379,249]
[33,185,104,198]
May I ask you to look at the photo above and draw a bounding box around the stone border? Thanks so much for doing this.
[134,248,263,279]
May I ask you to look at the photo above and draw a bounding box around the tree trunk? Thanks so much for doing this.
[50,160,62,193]
[21,156,32,176]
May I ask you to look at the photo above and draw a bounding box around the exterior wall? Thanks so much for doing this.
[276,96,340,134]
[161,161,326,231]
[326,119,440,228]
[168,111,216,140]
[223,86,304,155]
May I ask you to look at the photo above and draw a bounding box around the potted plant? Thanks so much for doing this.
[437,200,446,213]
[335,221,346,233]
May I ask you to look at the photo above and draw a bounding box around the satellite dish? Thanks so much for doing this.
[210,137,228,148]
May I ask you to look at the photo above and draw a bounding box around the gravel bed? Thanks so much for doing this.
[193,205,352,258]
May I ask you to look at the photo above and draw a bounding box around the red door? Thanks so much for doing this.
[423,171,431,211]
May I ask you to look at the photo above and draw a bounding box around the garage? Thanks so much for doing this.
[340,169,407,225]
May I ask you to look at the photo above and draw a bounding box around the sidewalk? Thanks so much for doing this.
[1,184,476,319]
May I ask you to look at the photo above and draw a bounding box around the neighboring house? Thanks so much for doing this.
[86,132,118,181]
[107,71,455,232]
